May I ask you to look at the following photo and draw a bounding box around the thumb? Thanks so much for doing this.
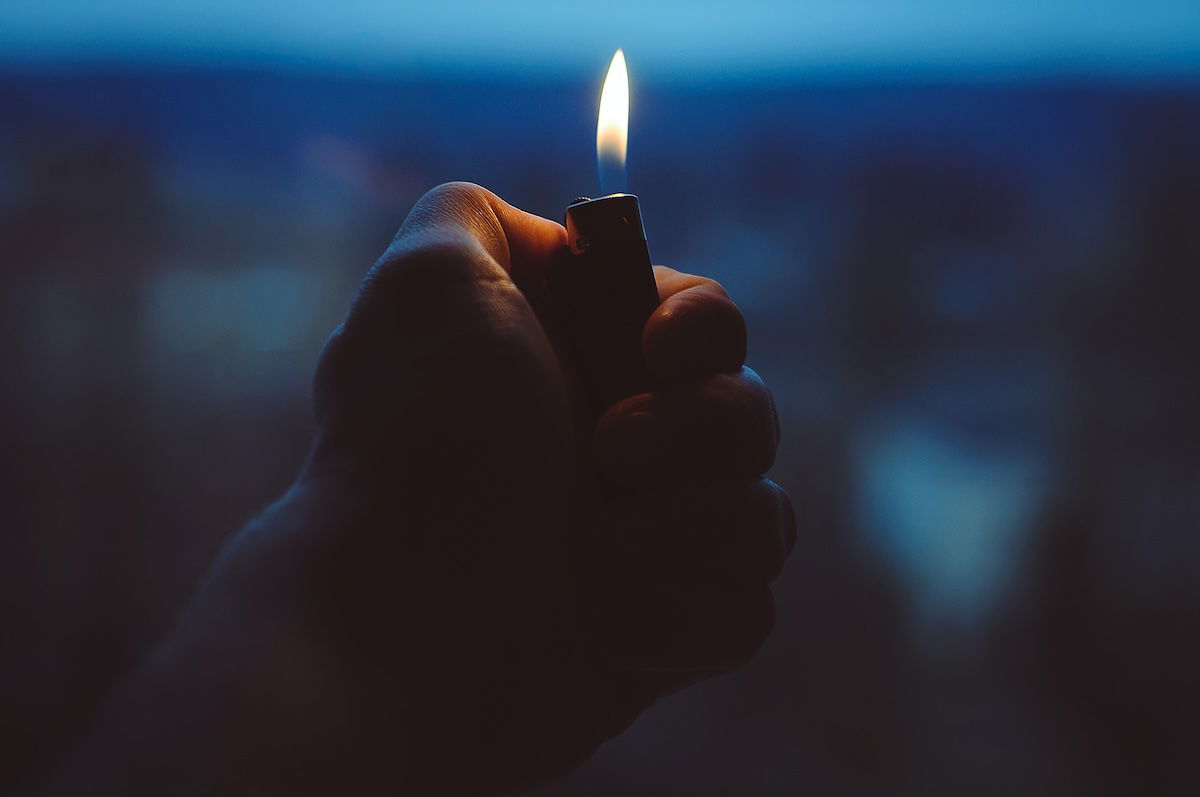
[391,181,567,287]
[343,181,566,351]
[311,183,570,455]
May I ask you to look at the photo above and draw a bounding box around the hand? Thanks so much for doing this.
[47,183,793,796]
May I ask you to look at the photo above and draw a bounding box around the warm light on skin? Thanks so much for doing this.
[596,48,628,194]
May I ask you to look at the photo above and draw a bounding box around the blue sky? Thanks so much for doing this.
[3,1,1199,79]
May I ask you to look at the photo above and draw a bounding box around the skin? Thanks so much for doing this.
[39,183,794,796]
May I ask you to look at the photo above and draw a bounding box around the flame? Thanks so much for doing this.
[596,49,628,194]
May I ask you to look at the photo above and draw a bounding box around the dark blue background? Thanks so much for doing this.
[3,4,1200,793]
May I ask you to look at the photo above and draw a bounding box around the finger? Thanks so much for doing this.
[578,478,793,674]
[585,478,794,585]
[593,366,780,483]
[391,181,567,285]
[313,183,569,443]
[652,266,729,302]
[644,266,746,383]
[587,578,776,675]
[335,181,571,355]
[669,478,795,584]
[349,182,565,326]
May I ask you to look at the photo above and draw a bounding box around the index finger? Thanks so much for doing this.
[644,266,747,383]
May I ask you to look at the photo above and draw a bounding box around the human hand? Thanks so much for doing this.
[49,183,793,796]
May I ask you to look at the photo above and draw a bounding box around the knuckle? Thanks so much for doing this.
[683,274,731,299]
[699,276,731,298]
[392,237,481,275]
[672,283,742,322]
[696,478,791,583]
[398,182,507,271]
[769,480,797,556]
[654,266,732,300]
[738,365,768,392]
[420,180,492,210]
[704,371,777,468]
[366,236,497,301]
[737,365,781,446]
[757,480,794,580]
[654,370,777,476]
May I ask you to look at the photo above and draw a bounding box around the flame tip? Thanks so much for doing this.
[597,49,630,193]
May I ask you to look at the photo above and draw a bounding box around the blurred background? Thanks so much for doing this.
[3,1,1199,794]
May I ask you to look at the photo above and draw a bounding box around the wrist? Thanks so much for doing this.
[42,483,453,797]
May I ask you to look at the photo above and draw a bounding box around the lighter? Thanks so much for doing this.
[549,50,661,414]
